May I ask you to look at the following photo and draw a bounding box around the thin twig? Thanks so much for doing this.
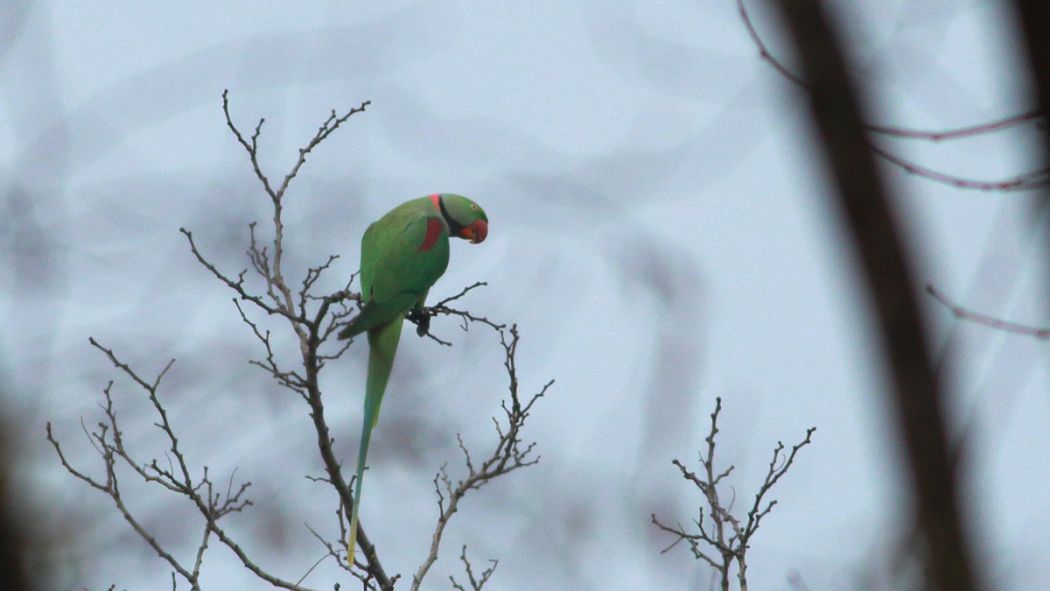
[48,343,308,590]
[449,545,498,591]
[926,284,1050,339]
[404,282,506,346]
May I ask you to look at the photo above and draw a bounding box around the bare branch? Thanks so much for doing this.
[926,284,1050,339]
[654,398,814,590]
[47,347,308,590]
[769,2,980,589]
[51,93,388,591]
[741,427,816,548]
[411,324,551,591]
[221,90,370,204]
[54,91,546,591]
[738,0,1050,192]
[219,90,392,588]
[403,282,506,345]
[737,0,1044,141]
[650,514,723,571]
[870,145,1050,192]
[448,546,498,591]
[180,227,296,321]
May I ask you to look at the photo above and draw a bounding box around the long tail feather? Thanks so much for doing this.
[348,317,404,560]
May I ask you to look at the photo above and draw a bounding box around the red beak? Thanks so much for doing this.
[461,219,488,243]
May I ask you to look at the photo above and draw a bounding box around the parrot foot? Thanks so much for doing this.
[406,308,431,337]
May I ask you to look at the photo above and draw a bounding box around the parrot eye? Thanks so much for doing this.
[471,204,479,211]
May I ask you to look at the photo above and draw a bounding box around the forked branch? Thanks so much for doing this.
[47,341,308,591]
[653,397,815,591]
[411,324,553,591]
[52,91,549,591]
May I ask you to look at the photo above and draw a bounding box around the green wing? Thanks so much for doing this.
[340,205,450,339]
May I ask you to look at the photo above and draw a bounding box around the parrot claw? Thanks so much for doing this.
[406,308,431,337]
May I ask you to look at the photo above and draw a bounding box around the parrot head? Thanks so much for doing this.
[439,194,488,244]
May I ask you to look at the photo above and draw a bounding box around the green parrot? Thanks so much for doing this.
[339,193,488,560]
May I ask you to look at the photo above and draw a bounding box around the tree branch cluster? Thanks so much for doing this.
[48,91,552,591]
[411,325,552,591]
[46,340,301,591]
[652,397,815,591]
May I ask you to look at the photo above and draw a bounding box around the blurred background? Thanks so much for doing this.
[2,0,1048,589]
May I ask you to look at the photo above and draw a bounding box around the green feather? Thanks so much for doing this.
[339,199,450,340]
[342,194,487,559]
[347,316,402,562]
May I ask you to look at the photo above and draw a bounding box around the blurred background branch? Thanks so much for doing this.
[927,284,1050,340]
[739,0,1050,191]
[770,1,981,589]
[0,418,32,591]
[1010,1,1050,326]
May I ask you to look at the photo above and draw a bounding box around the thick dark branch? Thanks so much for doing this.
[301,316,392,589]
[770,3,980,590]
[1011,1,1050,328]
[221,90,390,587]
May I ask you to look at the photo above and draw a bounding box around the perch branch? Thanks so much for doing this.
[410,324,552,591]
